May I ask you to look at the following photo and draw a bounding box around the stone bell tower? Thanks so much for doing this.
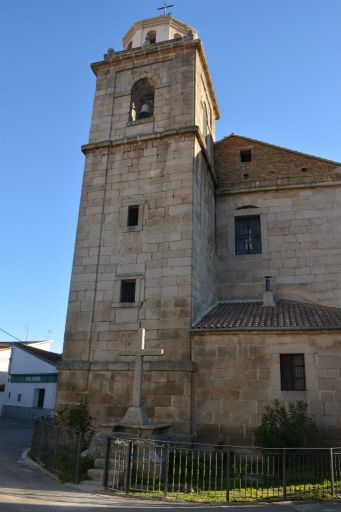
[57,14,220,435]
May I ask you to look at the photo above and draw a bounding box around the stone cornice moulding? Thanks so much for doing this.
[58,359,196,372]
[81,125,217,185]
[216,178,341,196]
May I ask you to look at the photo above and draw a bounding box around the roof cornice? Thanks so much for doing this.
[215,134,341,166]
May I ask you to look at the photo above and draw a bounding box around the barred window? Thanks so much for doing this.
[127,205,139,227]
[120,279,136,303]
[235,216,261,255]
[280,354,306,391]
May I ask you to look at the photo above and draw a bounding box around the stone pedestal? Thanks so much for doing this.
[112,421,171,440]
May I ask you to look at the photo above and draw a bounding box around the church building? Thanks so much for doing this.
[57,14,341,444]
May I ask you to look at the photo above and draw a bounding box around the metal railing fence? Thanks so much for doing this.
[30,419,83,482]
[104,437,341,502]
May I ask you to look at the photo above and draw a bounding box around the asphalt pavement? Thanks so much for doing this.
[0,417,340,511]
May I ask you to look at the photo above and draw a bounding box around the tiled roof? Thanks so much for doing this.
[192,300,341,331]
[15,344,62,366]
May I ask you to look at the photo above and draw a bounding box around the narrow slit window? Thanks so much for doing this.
[127,205,139,227]
[280,354,306,391]
[240,149,252,162]
[120,279,136,303]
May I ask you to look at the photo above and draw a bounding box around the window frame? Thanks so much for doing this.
[235,215,262,255]
[280,353,306,391]
[112,274,145,309]
[121,200,145,232]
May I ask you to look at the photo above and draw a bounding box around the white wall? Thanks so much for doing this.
[2,342,57,416]
[5,382,57,410]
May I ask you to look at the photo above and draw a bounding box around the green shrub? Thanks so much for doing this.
[255,400,318,448]
[57,401,93,449]
[79,455,95,481]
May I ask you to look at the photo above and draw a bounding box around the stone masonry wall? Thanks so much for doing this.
[216,183,341,307]
[57,40,211,434]
[191,141,216,321]
[193,331,341,445]
[89,45,196,144]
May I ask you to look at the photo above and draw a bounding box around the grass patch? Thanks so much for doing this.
[113,481,341,503]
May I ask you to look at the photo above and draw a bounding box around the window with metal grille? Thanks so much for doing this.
[240,149,252,162]
[280,354,306,391]
[120,279,136,303]
[235,216,261,255]
[127,205,139,227]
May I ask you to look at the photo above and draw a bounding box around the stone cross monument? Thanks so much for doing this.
[119,328,164,426]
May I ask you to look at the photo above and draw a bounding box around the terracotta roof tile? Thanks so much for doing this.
[192,300,341,331]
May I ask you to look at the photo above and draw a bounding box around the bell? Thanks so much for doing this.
[138,102,152,118]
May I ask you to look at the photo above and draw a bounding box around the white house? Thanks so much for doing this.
[1,342,61,419]
[0,340,52,415]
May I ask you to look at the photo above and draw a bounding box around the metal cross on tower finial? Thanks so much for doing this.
[157,3,174,15]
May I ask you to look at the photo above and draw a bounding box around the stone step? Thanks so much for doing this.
[87,467,118,482]
[94,458,105,469]
[94,457,121,469]
[87,468,104,481]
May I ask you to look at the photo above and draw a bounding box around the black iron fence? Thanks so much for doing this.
[104,437,341,502]
[30,419,83,482]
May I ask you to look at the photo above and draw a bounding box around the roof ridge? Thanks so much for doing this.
[15,343,62,365]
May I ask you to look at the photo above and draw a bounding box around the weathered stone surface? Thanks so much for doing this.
[56,16,341,447]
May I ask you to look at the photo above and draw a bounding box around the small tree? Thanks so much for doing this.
[255,400,318,448]
[57,401,93,449]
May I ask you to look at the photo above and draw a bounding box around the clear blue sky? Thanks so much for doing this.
[1,1,340,353]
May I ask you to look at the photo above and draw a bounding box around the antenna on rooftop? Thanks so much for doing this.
[157,3,174,15]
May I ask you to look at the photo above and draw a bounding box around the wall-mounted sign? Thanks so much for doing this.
[10,374,57,383]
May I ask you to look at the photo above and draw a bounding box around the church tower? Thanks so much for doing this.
[57,14,219,435]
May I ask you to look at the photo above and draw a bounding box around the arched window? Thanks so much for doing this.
[146,31,156,44]
[130,78,154,122]
[127,41,133,50]
[173,33,182,40]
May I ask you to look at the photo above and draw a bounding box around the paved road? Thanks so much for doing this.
[0,417,340,511]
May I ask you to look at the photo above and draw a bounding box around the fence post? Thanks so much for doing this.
[282,448,287,500]
[163,443,170,497]
[330,448,335,498]
[103,437,111,489]
[124,441,133,495]
[74,431,83,483]
[225,448,230,502]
